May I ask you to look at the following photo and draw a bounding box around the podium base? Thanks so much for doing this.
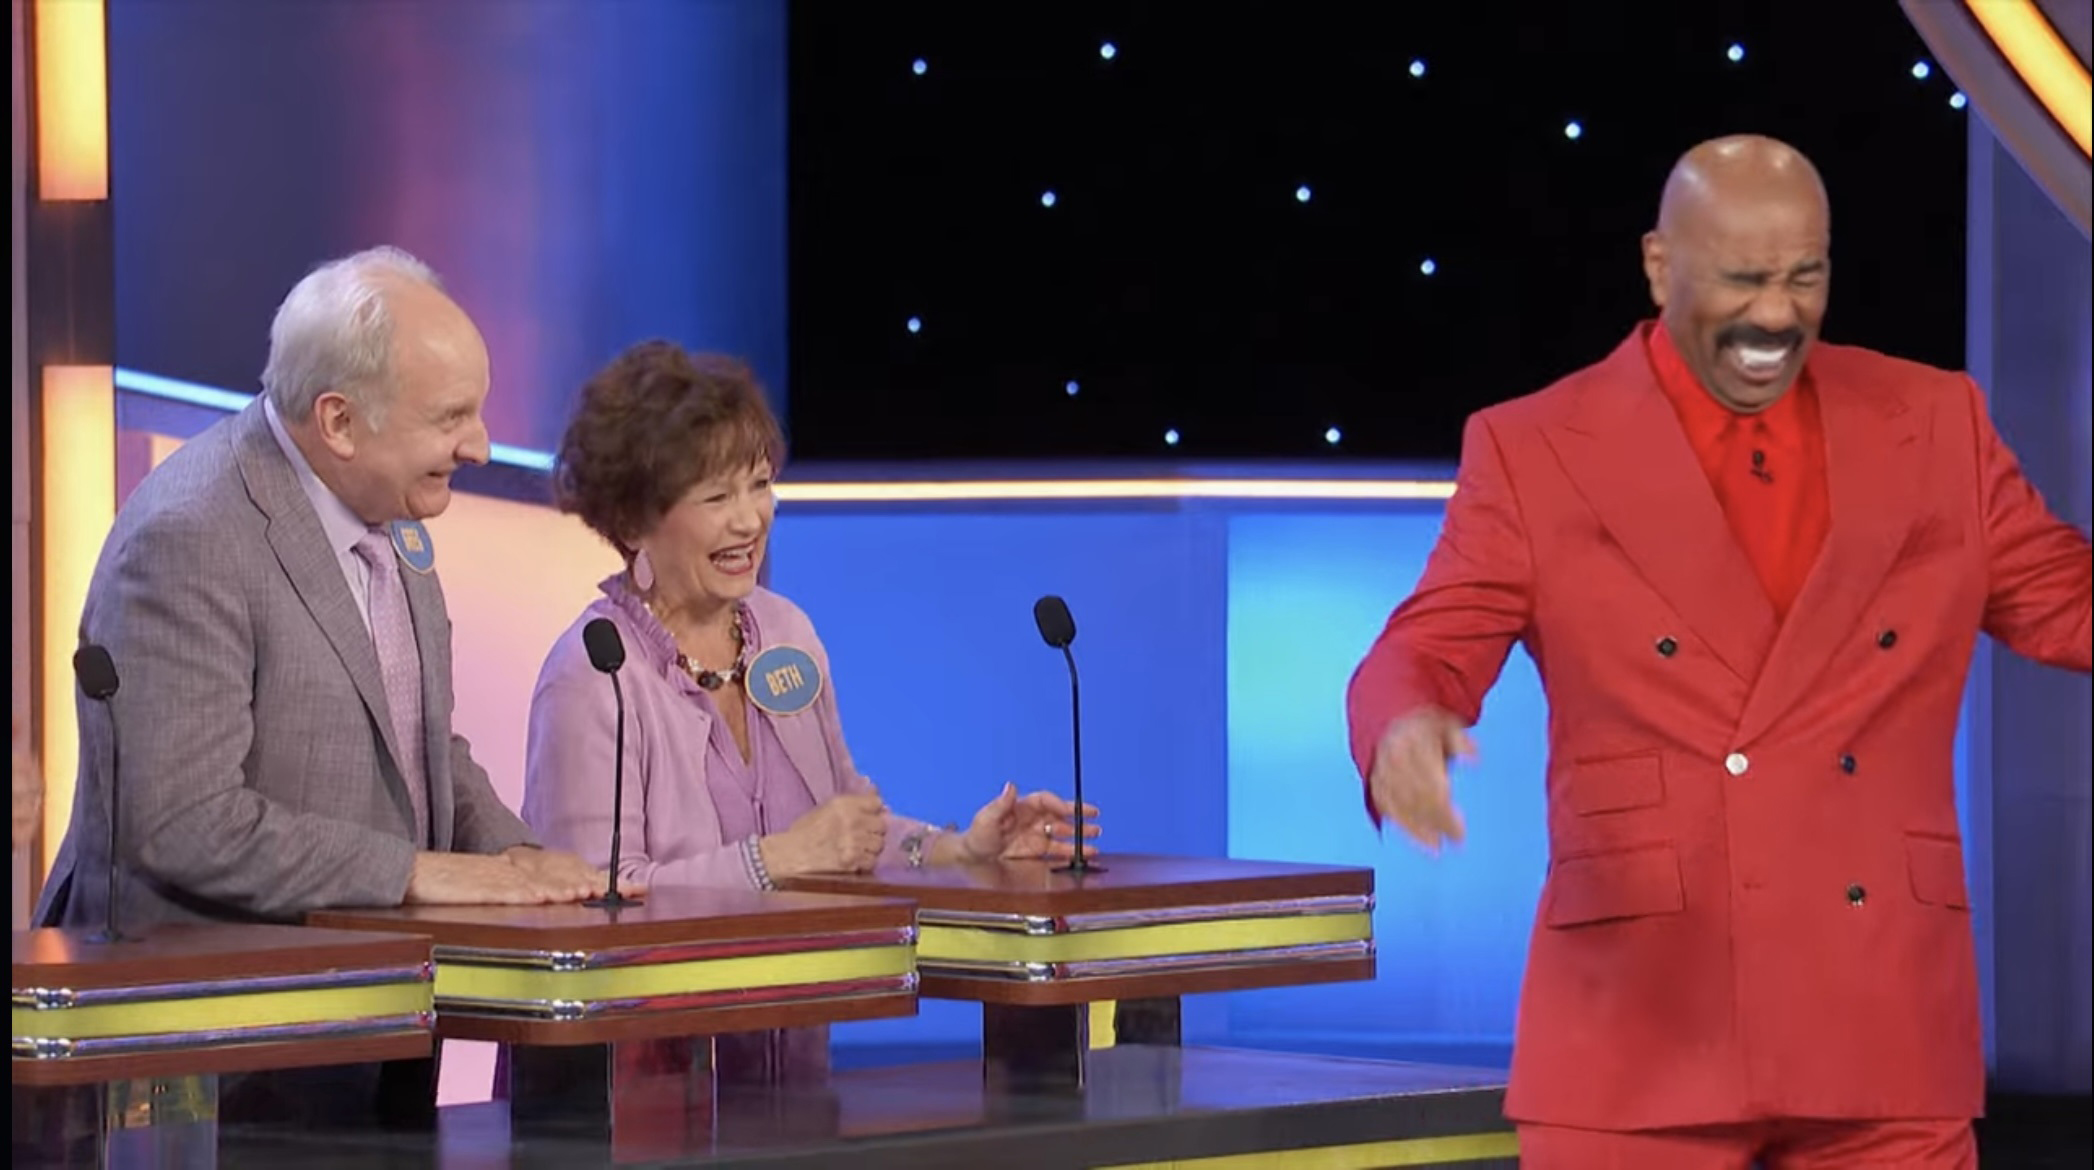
[982,995,1182,1093]
[12,1075,218,1170]
[507,1037,714,1159]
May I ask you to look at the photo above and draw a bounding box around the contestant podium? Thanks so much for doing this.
[310,886,919,1147]
[11,924,436,1168]
[785,853,1376,1091]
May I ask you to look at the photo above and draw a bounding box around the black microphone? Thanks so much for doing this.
[581,619,641,908]
[1750,449,1773,484]
[1032,595,1101,874]
[73,645,127,943]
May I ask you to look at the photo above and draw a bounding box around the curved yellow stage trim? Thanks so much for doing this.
[1104,1131,1519,1168]
[1966,0,2093,156]
[13,982,430,1040]
[921,913,1371,965]
[438,944,912,1005]
[776,478,1455,504]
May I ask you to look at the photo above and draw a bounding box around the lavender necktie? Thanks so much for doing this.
[354,529,430,846]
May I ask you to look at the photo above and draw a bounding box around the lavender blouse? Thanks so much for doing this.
[521,575,934,890]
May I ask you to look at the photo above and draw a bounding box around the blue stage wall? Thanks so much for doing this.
[767,497,1550,1063]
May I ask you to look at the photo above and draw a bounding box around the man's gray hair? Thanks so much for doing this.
[260,245,444,424]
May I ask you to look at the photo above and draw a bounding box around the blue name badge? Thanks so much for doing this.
[746,644,822,716]
[389,520,437,574]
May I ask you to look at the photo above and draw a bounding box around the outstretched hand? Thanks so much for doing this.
[957,782,1102,862]
[1368,706,1474,854]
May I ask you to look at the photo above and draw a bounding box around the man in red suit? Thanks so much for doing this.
[1347,134,2092,1168]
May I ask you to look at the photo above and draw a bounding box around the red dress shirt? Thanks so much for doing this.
[1646,323,1830,620]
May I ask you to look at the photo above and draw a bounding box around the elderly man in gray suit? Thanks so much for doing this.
[36,245,620,936]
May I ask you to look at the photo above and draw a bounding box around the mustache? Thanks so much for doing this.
[1718,326,1804,351]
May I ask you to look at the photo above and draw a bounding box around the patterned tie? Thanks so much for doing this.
[354,529,430,846]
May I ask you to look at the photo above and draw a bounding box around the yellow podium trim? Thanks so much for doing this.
[437,944,912,1005]
[13,981,432,1040]
[1102,1131,1518,1168]
[921,913,1370,965]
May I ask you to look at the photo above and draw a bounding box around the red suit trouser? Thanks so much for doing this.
[1516,1117,1975,1169]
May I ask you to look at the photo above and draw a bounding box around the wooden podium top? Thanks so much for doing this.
[13,924,436,1086]
[784,854,1375,1006]
[14,924,432,988]
[308,887,921,1046]
[781,853,1372,916]
[309,885,915,947]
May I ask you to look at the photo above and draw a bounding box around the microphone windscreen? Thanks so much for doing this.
[582,618,627,673]
[1032,595,1076,649]
[74,644,120,701]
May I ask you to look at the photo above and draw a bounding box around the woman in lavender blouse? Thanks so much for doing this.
[524,341,1097,901]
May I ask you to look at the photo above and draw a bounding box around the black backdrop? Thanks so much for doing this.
[787,1,1966,463]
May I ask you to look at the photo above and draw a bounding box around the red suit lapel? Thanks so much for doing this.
[1540,330,1924,743]
[1734,367,1922,744]
[1543,332,1779,684]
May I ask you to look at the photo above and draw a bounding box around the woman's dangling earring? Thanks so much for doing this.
[631,547,656,593]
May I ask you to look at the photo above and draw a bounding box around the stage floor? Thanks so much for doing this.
[216,1045,1515,1169]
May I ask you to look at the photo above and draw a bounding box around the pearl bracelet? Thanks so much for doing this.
[742,835,778,891]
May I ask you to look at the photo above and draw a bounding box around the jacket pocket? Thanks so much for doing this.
[1906,832,1970,910]
[1544,843,1685,927]
[1565,752,1665,816]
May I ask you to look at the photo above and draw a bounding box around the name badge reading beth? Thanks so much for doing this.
[746,645,822,716]
[389,520,436,574]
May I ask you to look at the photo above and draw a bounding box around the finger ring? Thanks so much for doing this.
[1041,822,1054,837]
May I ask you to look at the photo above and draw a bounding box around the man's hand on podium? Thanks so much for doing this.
[946,782,1102,864]
[505,844,639,902]
[403,848,622,905]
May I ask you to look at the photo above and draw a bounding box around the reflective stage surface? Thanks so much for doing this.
[211,1045,1513,1169]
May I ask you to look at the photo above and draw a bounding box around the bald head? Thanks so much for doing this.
[1657,135,1829,238]
[1643,135,1833,412]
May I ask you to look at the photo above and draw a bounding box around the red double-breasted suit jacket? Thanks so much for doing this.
[1347,324,2093,1131]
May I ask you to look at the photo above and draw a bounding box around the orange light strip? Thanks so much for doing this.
[1965,0,2093,157]
[32,0,110,201]
[775,478,1455,504]
[40,366,117,874]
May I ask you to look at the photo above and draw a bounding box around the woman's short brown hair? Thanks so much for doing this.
[552,341,785,556]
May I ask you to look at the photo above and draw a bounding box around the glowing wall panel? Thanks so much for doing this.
[1224,511,1547,1063]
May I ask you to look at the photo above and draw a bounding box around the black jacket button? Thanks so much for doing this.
[1846,884,1867,906]
[1839,754,1857,774]
[1656,637,1678,658]
[1877,629,1898,649]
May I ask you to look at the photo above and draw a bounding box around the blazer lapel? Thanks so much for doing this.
[232,405,415,808]
[1542,331,1779,683]
[1734,374,1922,745]
[400,564,455,851]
